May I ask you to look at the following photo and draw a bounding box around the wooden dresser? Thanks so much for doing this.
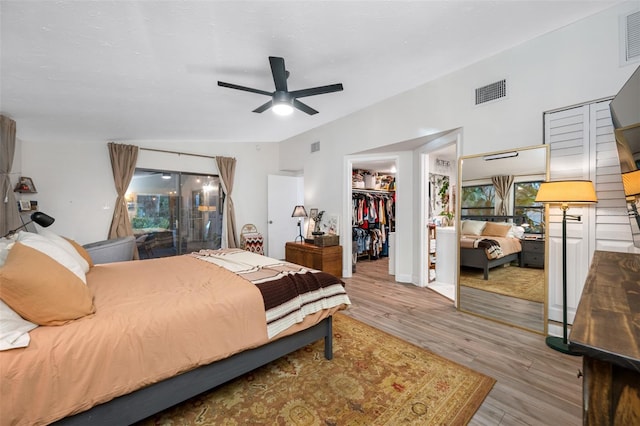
[285,242,342,278]
[569,250,640,425]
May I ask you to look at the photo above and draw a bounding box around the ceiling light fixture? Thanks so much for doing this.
[162,173,171,180]
[272,103,294,116]
[483,151,519,161]
[272,92,294,116]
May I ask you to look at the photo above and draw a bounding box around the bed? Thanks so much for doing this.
[459,215,525,280]
[0,233,350,426]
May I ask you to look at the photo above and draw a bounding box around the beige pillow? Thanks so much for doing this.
[482,222,512,238]
[0,242,95,326]
[38,229,90,273]
[462,220,487,236]
[64,237,95,269]
[16,231,86,284]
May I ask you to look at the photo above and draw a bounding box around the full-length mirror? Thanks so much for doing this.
[457,145,549,333]
[610,65,640,247]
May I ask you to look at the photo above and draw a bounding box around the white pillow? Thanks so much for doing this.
[38,229,90,273]
[462,220,487,236]
[16,231,87,284]
[508,225,526,239]
[0,237,16,267]
[0,299,38,351]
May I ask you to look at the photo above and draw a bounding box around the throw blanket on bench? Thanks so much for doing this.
[460,236,504,259]
[191,249,350,338]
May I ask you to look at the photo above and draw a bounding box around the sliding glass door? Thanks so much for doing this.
[127,169,222,259]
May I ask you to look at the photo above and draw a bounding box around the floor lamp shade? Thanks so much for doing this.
[291,205,307,243]
[535,180,597,355]
[622,170,640,198]
[534,180,598,205]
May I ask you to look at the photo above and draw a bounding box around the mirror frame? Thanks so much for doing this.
[456,144,549,335]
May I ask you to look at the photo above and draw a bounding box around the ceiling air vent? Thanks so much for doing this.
[311,141,320,153]
[475,79,507,105]
[622,10,640,63]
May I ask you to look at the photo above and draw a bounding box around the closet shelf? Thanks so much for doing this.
[352,188,394,194]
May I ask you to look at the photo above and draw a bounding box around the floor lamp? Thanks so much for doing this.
[535,180,597,355]
[622,170,640,229]
[291,205,307,243]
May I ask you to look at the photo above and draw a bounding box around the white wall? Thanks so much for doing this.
[279,2,639,283]
[13,2,638,274]
[17,140,281,244]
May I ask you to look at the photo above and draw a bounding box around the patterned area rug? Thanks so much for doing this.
[139,313,495,425]
[460,265,544,303]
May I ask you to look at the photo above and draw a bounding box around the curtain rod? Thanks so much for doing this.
[140,147,216,160]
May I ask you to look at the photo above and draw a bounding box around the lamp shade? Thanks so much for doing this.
[291,205,308,218]
[535,180,598,205]
[622,170,640,197]
[30,211,55,228]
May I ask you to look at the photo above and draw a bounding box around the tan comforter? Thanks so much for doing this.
[0,255,343,426]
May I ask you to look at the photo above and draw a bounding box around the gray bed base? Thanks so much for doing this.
[460,248,519,280]
[460,215,525,280]
[53,316,333,426]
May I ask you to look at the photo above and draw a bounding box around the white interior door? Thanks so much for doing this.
[267,175,303,259]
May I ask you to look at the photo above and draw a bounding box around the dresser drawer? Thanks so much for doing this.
[521,240,544,253]
[522,252,544,268]
[520,239,545,268]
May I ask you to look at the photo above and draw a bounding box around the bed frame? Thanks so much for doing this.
[460,215,525,280]
[53,316,333,425]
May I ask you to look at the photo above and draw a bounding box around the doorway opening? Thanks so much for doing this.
[348,157,398,280]
[421,142,457,301]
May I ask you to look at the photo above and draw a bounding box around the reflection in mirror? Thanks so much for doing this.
[610,65,640,247]
[457,145,549,334]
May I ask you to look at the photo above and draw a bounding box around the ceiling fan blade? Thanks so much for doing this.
[289,83,344,99]
[269,56,288,92]
[252,100,273,113]
[218,81,272,97]
[293,99,319,115]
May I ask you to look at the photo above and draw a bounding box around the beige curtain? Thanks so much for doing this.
[107,142,139,257]
[492,175,514,216]
[216,156,239,248]
[0,116,21,237]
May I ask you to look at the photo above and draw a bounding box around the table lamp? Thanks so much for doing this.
[291,205,307,243]
[3,211,55,238]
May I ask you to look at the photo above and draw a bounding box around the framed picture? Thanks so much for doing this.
[321,215,340,235]
[19,200,31,211]
[309,208,319,219]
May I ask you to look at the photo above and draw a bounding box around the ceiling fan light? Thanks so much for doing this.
[272,103,294,116]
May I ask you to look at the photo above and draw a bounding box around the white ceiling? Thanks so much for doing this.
[0,1,621,144]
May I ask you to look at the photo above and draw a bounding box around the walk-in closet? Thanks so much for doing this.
[351,165,396,273]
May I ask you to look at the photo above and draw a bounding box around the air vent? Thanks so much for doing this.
[311,141,320,153]
[623,10,640,63]
[475,79,507,105]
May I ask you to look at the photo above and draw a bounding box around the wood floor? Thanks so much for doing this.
[343,258,583,426]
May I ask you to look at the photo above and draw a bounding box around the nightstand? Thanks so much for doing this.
[285,242,342,277]
[520,239,545,268]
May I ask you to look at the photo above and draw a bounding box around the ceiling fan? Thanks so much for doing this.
[217,56,343,116]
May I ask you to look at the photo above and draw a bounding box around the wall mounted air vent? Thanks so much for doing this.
[311,141,320,153]
[622,10,640,63]
[475,79,507,105]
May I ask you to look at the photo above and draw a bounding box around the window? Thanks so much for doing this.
[514,181,544,234]
[461,185,495,216]
[126,169,223,259]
